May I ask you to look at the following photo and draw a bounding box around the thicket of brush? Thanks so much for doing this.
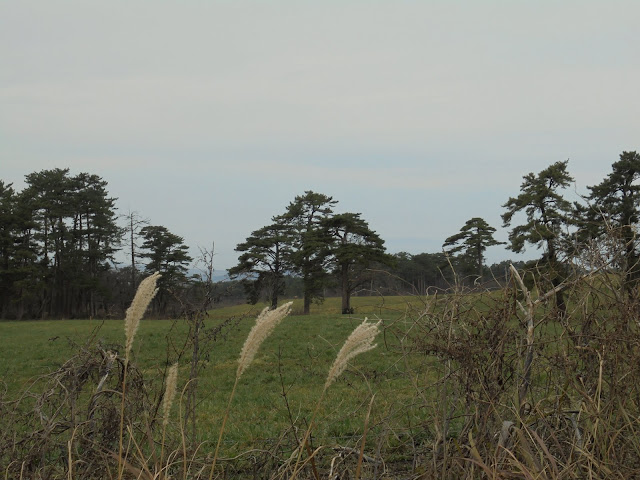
[2,239,640,479]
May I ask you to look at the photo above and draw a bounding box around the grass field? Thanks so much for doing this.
[0,294,436,459]
[4,279,640,479]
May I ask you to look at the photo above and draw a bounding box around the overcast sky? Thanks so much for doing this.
[2,1,639,271]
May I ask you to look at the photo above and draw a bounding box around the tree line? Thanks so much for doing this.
[500,151,640,312]
[232,151,640,313]
[0,168,194,319]
[2,151,639,318]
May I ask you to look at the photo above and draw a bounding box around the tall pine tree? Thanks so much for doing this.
[229,222,293,308]
[580,151,640,297]
[281,191,336,315]
[325,212,390,314]
[502,160,574,313]
[443,217,504,281]
[139,225,192,314]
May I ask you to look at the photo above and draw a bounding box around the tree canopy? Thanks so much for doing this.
[5,153,640,319]
[139,225,193,314]
[502,160,574,312]
[579,151,640,295]
[12,169,122,318]
[228,222,293,309]
[443,217,503,280]
[325,212,391,313]
[281,191,337,314]
[230,191,390,313]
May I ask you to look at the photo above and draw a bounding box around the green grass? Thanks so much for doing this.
[4,282,639,478]
[0,295,436,458]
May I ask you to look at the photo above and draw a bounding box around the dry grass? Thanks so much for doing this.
[124,272,160,360]
[162,363,179,427]
[237,302,293,379]
[324,318,381,391]
[3,261,640,478]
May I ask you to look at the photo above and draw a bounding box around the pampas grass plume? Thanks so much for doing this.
[124,272,161,358]
[237,301,292,378]
[290,318,381,480]
[325,318,381,390]
[162,363,179,426]
[210,301,293,480]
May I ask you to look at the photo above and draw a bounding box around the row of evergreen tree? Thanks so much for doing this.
[0,169,497,319]
[230,151,640,313]
[226,193,519,312]
[0,168,194,319]
[440,151,640,312]
[500,151,640,311]
[0,167,472,319]
[2,151,638,318]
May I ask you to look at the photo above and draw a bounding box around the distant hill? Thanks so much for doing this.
[188,269,230,282]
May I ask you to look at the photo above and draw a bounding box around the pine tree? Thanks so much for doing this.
[443,217,504,281]
[281,191,336,315]
[229,222,293,308]
[325,212,391,314]
[502,160,574,312]
[580,151,640,296]
[139,225,192,314]
[20,169,122,317]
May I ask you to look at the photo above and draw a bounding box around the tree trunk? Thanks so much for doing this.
[551,275,566,316]
[130,214,136,293]
[303,292,311,315]
[545,239,566,316]
[624,229,639,300]
[341,264,351,314]
[16,294,25,320]
[303,271,312,314]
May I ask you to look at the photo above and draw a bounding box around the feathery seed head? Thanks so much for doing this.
[237,302,292,379]
[124,272,161,358]
[325,318,381,391]
[162,363,179,426]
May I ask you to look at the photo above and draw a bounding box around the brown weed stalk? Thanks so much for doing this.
[160,362,179,472]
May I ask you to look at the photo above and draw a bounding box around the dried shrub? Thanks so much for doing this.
[0,336,151,479]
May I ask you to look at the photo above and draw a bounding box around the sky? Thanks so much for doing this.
[2,1,639,272]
